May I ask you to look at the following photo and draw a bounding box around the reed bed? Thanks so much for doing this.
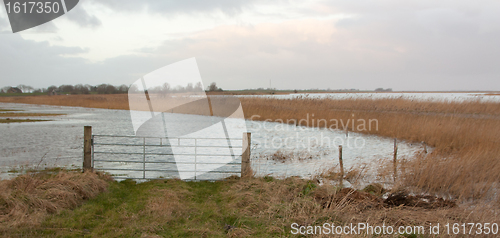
[240,97,500,202]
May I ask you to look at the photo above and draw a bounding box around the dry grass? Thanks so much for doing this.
[0,94,130,110]
[0,169,110,230]
[221,177,497,237]
[0,113,63,117]
[0,119,48,123]
[239,97,500,202]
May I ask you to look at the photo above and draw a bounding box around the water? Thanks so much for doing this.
[241,92,500,102]
[0,102,424,183]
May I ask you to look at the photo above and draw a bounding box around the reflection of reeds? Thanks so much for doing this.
[265,148,331,163]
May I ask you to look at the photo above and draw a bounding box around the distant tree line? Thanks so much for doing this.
[0,84,130,95]
[0,82,223,95]
[374,88,393,92]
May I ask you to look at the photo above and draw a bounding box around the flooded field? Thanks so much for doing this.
[247,92,500,102]
[0,102,424,184]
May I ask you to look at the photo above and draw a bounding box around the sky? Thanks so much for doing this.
[0,0,499,91]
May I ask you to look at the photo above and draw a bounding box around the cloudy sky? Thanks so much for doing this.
[0,0,499,91]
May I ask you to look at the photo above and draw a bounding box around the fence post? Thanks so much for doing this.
[393,138,398,182]
[338,145,344,186]
[83,126,93,172]
[241,132,252,178]
[423,141,427,154]
[345,126,348,138]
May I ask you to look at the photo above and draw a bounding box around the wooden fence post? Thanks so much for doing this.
[423,141,427,153]
[338,145,344,186]
[241,132,252,178]
[393,138,398,182]
[83,126,93,173]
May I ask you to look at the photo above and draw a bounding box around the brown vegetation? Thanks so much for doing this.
[240,97,500,202]
[0,94,130,110]
[0,113,64,117]
[0,170,110,230]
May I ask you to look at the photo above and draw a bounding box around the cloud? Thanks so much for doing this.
[90,0,269,16]
[133,10,500,91]
[65,5,102,28]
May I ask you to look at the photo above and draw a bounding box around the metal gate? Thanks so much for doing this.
[90,134,245,181]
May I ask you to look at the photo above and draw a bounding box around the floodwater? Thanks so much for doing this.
[0,102,424,184]
[244,92,500,102]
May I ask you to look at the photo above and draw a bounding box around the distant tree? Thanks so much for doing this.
[0,89,4,94]
[96,84,107,94]
[83,84,93,93]
[173,85,185,93]
[47,85,58,93]
[105,85,117,94]
[208,82,219,92]
[194,82,203,91]
[7,87,22,93]
[185,83,193,92]
[17,84,33,93]
[118,85,129,93]
[374,88,392,92]
[59,85,75,93]
[74,84,89,94]
[158,83,170,97]
[129,84,140,93]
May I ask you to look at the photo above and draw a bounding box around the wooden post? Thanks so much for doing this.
[241,132,252,178]
[423,141,427,153]
[83,126,93,173]
[338,145,344,186]
[393,138,398,182]
[345,126,348,138]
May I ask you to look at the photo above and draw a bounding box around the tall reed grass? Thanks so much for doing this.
[240,97,500,202]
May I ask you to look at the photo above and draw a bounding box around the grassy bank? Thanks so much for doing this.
[0,119,48,123]
[0,169,110,234]
[4,170,492,237]
[0,110,63,123]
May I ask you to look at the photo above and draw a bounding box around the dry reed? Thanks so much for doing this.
[240,97,500,202]
[0,170,110,230]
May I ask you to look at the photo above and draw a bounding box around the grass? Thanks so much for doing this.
[0,110,61,123]
[0,109,20,112]
[3,170,494,237]
[0,169,110,234]
[0,112,64,117]
[0,119,49,123]
[0,92,47,97]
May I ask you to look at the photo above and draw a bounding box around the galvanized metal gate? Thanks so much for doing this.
[89,134,245,181]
